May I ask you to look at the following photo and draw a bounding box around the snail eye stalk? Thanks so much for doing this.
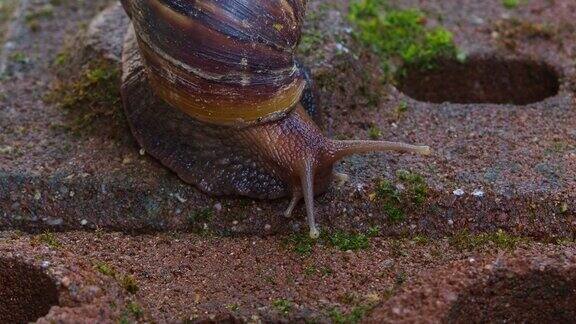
[331,140,431,162]
[300,158,319,239]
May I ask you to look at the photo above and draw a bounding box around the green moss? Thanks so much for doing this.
[412,235,429,245]
[126,301,143,319]
[9,52,29,64]
[328,231,370,251]
[35,231,61,249]
[489,230,526,250]
[367,125,382,139]
[186,207,213,225]
[53,52,71,67]
[296,2,335,59]
[94,261,139,294]
[226,303,240,312]
[285,233,316,256]
[329,305,372,324]
[376,179,403,223]
[300,1,389,109]
[272,299,292,315]
[366,225,381,237]
[286,230,373,254]
[396,170,428,205]
[299,30,325,56]
[303,264,334,279]
[118,315,130,324]
[376,179,400,201]
[397,101,408,113]
[322,266,335,276]
[375,170,428,223]
[303,265,318,276]
[348,0,459,75]
[394,271,407,286]
[394,101,409,119]
[47,59,123,136]
[502,0,521,9]
[450,229,525,251]
[557,237,575,246]
[559,202,569,214]
[121,275,139,294]
[119,300,144,323]
[94,261,116,277]
[383,203,405,223]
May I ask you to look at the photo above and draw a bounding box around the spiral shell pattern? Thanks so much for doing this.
[122,0,308,126]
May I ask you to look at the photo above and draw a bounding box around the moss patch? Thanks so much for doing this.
[92,260,140,294]
[125,301,143,319]
[297,1,388,112]
[450,229,526,251]
[32,231,61,249]
[502,0,523,9]
[121,275,139,294]
[284,233,317,256]
[329,303,377,324]
[186,207,213,226]
[297,2,341,60]
[272,299,293,316]
[119,301,144,323]
[46,58,125,138]
[9,52,29,64]
[375,170,429,224]
[94,261,115,277]
[348,0,460,76]
[328,231,370,251]
[284,229,374,256]
[396,170,428,204]
[368,125,382,139]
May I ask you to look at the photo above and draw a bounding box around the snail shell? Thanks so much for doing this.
[122,0,308,126]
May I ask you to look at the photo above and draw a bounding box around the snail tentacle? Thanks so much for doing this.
[331,140,431,162]
[284,191,302,218]
[301,158,320,239]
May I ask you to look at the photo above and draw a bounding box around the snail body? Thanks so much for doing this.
[120,0,430,238]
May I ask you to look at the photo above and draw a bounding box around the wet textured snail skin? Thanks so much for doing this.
[120,0,430,238]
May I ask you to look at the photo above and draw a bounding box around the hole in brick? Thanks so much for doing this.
[0,258,59,323]
[397,57,560,105]
[446,270,576,323]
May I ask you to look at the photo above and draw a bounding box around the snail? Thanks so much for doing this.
[119,0,430,238]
